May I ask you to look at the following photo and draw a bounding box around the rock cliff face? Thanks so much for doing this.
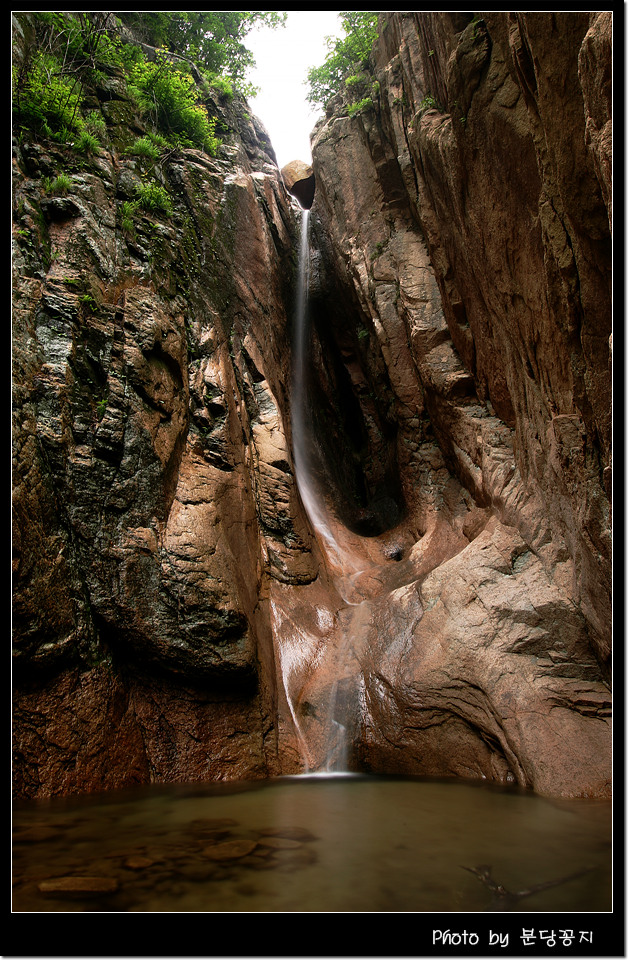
[297,10,612,797]
[12,12,612,800]
[12,13,305,794]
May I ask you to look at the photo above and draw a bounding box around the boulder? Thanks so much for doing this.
[280,159,316,209]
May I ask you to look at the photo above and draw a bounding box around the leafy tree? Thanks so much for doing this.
[116,12,286,96]
[306,12,379,110]
[13,11,284,156]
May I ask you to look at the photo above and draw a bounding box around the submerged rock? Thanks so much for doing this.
[38,877,119,899]
[202,839,258,860]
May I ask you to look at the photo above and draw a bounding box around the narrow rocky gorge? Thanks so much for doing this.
[12,12,612,801]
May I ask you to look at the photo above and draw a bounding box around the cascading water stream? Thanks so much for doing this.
[290,211,370,582]
[290,210,346,571]
[288,208,373,775]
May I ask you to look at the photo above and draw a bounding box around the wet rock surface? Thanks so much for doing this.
[283,10,612,798]
[12,14,308,794]
[12,13,611,801]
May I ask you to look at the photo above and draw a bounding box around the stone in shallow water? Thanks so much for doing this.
[201,839,257,860]
[123,856,154,870]
[38,876,119,899]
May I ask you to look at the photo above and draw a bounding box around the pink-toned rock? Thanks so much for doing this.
[11,13,611,804]
[296,10,612,797]
[280,160,316,209]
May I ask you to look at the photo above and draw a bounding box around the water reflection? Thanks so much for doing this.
[12,775,611,913]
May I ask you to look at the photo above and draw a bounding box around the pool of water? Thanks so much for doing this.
[12,774,612,913]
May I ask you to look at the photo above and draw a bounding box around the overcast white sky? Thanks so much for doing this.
[245,11,344,169]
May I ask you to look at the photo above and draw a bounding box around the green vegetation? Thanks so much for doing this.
[127,55,220,153]
[119,200,139,234]
[115,12,286,98]
[134,182,173,217]
[127,136,161,161]
[347,96,374,117]
[84,110,108,142]
[116,182,174,235]
[306,12,379,111]
[74,129,101,155]
[14,50,85,136]
[78,292,98,313]
[418,94,442,114]
[13,12,286,156]
[13,13,122,137]
[43,173,72,195]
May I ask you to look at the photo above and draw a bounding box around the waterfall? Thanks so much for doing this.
[288,209,369,775]
[290,210,344,569]
[290,211,366,578]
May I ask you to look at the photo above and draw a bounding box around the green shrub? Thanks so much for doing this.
[50,125,75,146]
[418,94,441,115]
[13,51,84,135]
[306,13,378,109]
[128,55,220,154]
[73,129,100,155]
[347,96,373,117]
[134,182,173,216]
[43,173,72,195]
[119,199,139,233]
[128,136,161,160]
[12,14,122,137]
[207,73,234,100]
[146,131,171,150]
[84,110,107,141]
[78,292,98,312]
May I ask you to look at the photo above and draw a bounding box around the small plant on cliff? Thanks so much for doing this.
[73,129,101,155]
[78,292,98,313]
[119,199,139,234]
[43,173,72,195]
[207,73,234,100]
[417,94,443,115]
[134,182,173,217]
[128,136,161,160]
[347,96,374,117]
